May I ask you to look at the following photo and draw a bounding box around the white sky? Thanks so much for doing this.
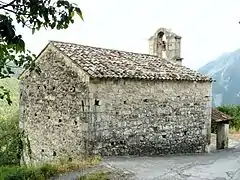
[17,0,240,70]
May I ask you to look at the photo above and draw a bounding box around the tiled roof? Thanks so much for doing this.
[211,108,232,122]
[51,41,212,82]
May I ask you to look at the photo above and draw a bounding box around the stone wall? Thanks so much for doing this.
[19,45,90,164]
[19,44,212,163]
[89,79,212,156]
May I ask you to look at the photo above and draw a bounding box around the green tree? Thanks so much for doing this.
[0,0,83,104]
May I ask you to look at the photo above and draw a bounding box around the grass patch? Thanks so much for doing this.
[0,156,101,180]
[229,128,240,134]
[79,171,111,180]
[52,156,101,173]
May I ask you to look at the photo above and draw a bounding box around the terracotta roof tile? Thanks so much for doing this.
[211,108,232,122]
[51,41,212,82]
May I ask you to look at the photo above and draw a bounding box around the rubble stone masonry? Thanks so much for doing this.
[19,44,212,164]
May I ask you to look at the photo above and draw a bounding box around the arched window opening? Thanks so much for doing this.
[157,31,167,59]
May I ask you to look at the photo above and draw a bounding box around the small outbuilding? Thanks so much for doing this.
[211,108,232,149]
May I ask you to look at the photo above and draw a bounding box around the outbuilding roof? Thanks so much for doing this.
[211,108,232,122]
[50,40,211,81]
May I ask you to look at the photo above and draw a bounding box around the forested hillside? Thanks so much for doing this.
[0,78,20,121]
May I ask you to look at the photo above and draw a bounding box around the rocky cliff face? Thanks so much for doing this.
[199,50,240,106]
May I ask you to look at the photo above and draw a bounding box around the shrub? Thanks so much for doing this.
[0,112,22,166]
[0,78,21,166]
[0,164,57,180]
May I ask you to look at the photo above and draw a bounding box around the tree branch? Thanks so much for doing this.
[2,7,16,13]
[0,0,16,9]
[2,7,32,16]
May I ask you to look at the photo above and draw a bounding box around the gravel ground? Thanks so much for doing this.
[50,164,134,180]
[50,134,240,180]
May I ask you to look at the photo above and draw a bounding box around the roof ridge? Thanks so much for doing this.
[49,40,158,58]
[49,40,189,70]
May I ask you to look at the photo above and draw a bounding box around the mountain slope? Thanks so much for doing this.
[199,50,240,106]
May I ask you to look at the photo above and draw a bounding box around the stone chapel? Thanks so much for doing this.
[19,28,212,164]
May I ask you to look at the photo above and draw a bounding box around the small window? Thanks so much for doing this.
[162,134,166,138]
[123,101,127,104]
[59,119,62,123]
[143,99,148,102]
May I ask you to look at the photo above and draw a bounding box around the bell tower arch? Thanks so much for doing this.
[148,28,182,65]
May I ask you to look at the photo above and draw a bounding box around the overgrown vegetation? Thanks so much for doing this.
[0,164,57,180]
[0,77,21,166]
[0,156,101,180]
[0,112,22,166]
